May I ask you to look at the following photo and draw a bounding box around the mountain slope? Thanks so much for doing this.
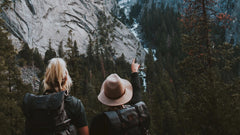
[1,0,145,63]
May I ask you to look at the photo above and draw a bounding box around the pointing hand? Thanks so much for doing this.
[131,58,140,73]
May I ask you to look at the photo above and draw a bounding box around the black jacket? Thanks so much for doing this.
[90,72,143,135]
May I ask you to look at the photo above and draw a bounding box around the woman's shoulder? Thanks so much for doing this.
[65,95,82,103]
[64,95,85,111]
[64,95,88,128]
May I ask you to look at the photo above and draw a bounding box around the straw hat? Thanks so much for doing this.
[98,73,133,106]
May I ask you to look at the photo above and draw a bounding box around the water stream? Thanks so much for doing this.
[118,0,157,92]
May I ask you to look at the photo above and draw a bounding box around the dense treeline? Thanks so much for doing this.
[0,1,32,134]
[1,0,240,135]
[0,27,32,135]
[179,1,240,134]
[136,1,240,135]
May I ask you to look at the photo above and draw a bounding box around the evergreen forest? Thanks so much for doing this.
[0,0,240,135]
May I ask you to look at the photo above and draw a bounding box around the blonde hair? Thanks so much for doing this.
[43,58,72,93]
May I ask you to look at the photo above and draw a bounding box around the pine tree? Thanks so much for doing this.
[0,0,11,9]
[33,48,44,76]
[179,0,240,134]
[72,41,79,57]
[44,40,56,65]
[145,48,179,135]
[65,40,83,96]
[115,54,129,78]
[87,36,94,67]
[18,43,33,66]
[0,25,31,135]
[58,41,65,58]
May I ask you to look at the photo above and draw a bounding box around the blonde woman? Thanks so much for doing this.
[23,58,89,135]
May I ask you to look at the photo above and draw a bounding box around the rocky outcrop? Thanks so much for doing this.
[21,66,40,92]
[1,0,145,63]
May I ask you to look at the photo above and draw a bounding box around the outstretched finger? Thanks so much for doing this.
[132,58,135,64]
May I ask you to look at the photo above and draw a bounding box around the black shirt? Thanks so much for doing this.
[90,113,112,135]
[64,95,88,128]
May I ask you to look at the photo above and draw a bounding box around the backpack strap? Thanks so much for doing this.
[23,93,32,118]
[118,106,140,134]
[104,111,122,134]
[103,102,150,135]
[23,91,70,130]
[55,119,71,132]
[133,101,150,134]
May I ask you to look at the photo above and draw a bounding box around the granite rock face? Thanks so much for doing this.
[1,0,145,63]
[20,66,40,92]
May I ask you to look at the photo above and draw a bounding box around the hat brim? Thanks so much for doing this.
[98,79,133,106]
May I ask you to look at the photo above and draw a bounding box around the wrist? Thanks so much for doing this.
[131,72,138,76]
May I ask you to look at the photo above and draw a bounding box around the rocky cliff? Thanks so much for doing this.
[1,0,145,63]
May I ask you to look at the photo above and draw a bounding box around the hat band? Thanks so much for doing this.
[105,88,126,99]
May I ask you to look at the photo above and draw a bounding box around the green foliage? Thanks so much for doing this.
[140,1,240,134]
[33,48,45,76]
[0,0,11,11]
[140,4,181,55]
[44,40,56,65]
[178,0,240,134]
[129,3,142,19]
[1,1,239,135]
[96,11,117,65]
[144,49,179,135]
[58,41,65,58]
[17,43,33,66]
[118,8,128,25]
[63,36,130,122]
[87,36,94,64]
[0,26,32,134]
[129,3,142,24]
[139,6,184,135]
[1,1,129,134]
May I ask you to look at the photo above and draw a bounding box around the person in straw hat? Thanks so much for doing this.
[90,59,150,135]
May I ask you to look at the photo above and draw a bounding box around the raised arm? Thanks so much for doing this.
[130,59,142,104]
[77,126,89,135]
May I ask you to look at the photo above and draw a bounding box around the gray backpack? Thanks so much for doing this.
[23,91,76,135]
[104,101,150,135]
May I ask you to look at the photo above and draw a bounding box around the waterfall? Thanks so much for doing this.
[118,0,157,92]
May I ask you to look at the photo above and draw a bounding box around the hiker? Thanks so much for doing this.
[23,58,89,135]
[90,59,150,135]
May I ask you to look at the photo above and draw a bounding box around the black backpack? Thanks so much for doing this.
[104,101,150,135]
[23,91,76,135]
